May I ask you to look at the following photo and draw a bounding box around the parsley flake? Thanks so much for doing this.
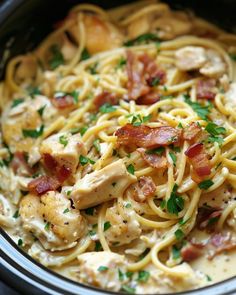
[18,238,23,246]
[11,98,24,108]
[37,105,46,117]
[93,139,101,152]
[198,179,214,190]
[103,221,111,231]
[97,266,108,272]
[169,152,177,166]
[121,285,136,294]
[63,208,70,214]
[13,210,20,218]
[59,135,68,147]
[99,103,116,114]
[124,33,159,46]
[185,97,211,120]
[49,44,64,70]
[127,164,135,175]
[174,229,184,240]
[167,184,184,215]
[137,270,150,283]
[80,48,91,61]
[44,222,50,231]
[79,155,95,166]
[22,125,44,138]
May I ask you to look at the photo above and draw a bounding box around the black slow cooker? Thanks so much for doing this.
[0,0,236,294]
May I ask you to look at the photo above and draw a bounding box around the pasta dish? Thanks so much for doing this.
[1,1,236,293]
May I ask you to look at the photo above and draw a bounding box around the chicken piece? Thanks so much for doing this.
[20,192,86,250]
[224,82,236,107]
[15,55,37,84]
[83,14,123,54]
[40,132,86,175]
[1,95,57,153]
[77,251,126,291]
[71,160,136,209]
[153,14,192,40]
[200,49,226,78]
[175,46,207,71]
[135,264,203,294]
[104,203,141,246]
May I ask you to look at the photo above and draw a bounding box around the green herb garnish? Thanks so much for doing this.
[198,179,214,190]
[22,125,44,138]
[97,266,108,272]
[59,135,68,147]
[137,270,150,283]
[167,184,184,215]
[49,44,64,69]
[174,229,184,240]
[79,155,95,166]
[103,221,111,231]
[11,98,24,108]
[99,103,116,114]
[124,33,159,46]
[127,164,135,175]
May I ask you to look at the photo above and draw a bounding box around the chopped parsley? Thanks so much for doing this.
[206,274,212,281]
[85,207,95,216]
[63,208,70,214]
[172,245,181,260]
[160,200,166,209]
[127,113,151,126]
[89,230,96,237]
[198,179,214,190]
[103,221,111,231]
[59,135,68,147]
[126,271,134,279]
[229,53,236,61]
[169,152,177,166]
[146,146,165,155]
[49,44,64,69]
[97,266,108,272]
[137,270,150,283]
[205,122,226,145]
[66,190,72,196]
[79,155,95,166]
[79,126,88,136]
[13,210,20,219]
[150,77,160,87]
[17,238,23,246]
[70,127,80,135]
[88,62,98,75]
[11,98,24,108]
[95,241,102,251]
[177,122,183,129]
[121,285,136,294]
[99,103,116,114]
[116,57,126,70]
[232,157,236,161]
[118,269,125,281]
[127,164,135,175]
[167,184,184,215]
[89,113,97,122]
[124,33,159,46]
[22,125,44,138]
[44,222,50,231]
[93,139,101,152]
[27,86,41,97]
[37,105,46,117]
[174,229,184,240]
[125,203,132,209]
[71,90,79,104]
[178,218,190,226]
[185,96,212,120]
[80,48,91,61]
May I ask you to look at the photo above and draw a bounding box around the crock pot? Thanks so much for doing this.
[0,0,236,294]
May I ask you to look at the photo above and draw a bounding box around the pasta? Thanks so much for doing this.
[0,1,236,293]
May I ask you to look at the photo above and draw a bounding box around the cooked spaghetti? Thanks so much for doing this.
[1,1,236,293]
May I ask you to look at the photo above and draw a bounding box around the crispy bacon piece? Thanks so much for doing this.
[183,122,202,142]
[198,208,222,230]
[28,175,60,195]
[93,91,119,109]
[136,91,160,105]
[126,50,150,100]
[185,143,211,178]
[115,124,181,149]
[196,79,216,100]
[10,151,35,176]
[52,93,74,109]
[126,51,166,101]
[139,53,166,86]
[181,242,203,262]
[42,153,72,183]
[128,176,156,202]
[137,148,167,169]
[208,233,236,260]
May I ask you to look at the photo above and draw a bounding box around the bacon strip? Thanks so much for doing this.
[28,175,60,195]
[137,148,167,169]
[185,143,211,178]
[196,79,216,100]
[126,51,166,101]
[115,124,181,149]
[42,153,72,183]
[52,93,74,109]
[183,122,202,142]
[128,176,156,202]
[136,91,160,105]
[93,91,119,109]
[181,243,203,262]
